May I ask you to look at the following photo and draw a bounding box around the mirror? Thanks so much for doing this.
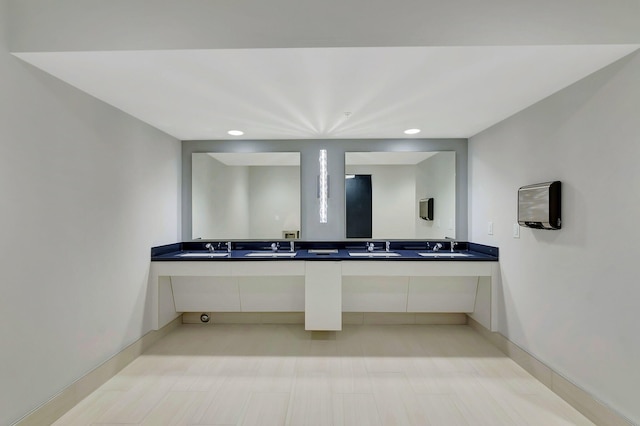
[192,152,300,240]
[345,151,456,239]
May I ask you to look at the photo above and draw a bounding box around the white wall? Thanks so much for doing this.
[9,0,640,52]
[468,50,640,424]
[416,152,456,239]
[192,155,249,239]
[248,166,300,239]
[0,1,181,423]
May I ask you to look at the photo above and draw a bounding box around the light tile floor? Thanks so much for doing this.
[54,324,594,425]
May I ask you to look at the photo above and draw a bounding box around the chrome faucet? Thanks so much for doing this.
[366,242,375,252]
[226,241,232,253]
[271,242,280,252]
[450,241,458,253]
[433,242,443,252]
[290,241,295,252]
[205,243,215,253]
[385,241,391,252]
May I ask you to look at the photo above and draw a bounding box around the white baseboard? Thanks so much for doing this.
[467,317,633,426]
[15,316,182,426]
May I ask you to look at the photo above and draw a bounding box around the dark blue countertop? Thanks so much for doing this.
[151,241,498,262]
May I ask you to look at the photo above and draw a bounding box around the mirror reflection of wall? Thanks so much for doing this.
[345,151,456,239]
[192,153,300,240]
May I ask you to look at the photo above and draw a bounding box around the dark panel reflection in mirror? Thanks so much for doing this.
[345,175,372,238]
[192,152,300,240]
[345,151,455,239]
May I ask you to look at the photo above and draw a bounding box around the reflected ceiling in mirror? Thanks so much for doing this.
[345,151,456,239]
[192,152,300,240]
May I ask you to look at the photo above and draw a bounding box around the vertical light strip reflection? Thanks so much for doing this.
[319,149,328,223]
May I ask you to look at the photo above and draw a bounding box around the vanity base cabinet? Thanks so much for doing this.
[342,277,408,312]
[341,262,484,316]
[171,276,240,312]
[238,276,304,311]
[407,276,478,313]
[342,276,479,313]
[151,260,498,332]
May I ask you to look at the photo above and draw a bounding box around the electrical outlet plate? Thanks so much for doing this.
[488,221,494,235]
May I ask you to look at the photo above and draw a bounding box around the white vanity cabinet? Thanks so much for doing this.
[407,276,478,312]
[157,261,304,315]
[342,276,408,312]
[342,261,491,314]
[168,262,236,312]
[235,262,305,312]
[171,276,240,311]
[149,259,499,332]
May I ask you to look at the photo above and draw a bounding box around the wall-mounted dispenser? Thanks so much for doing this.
[419,198,434,221]
[518,181,561,229]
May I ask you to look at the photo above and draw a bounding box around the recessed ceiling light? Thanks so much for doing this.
[404,128,421,135]
[227,130,244,136]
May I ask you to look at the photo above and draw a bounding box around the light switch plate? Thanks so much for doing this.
[513,223,520,238]
[488,221,494,235]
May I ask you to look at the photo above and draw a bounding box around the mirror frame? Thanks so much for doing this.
[182,139,467,241]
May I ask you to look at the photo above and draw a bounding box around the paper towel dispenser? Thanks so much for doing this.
[419,198,434,221]
[518,181,561,229]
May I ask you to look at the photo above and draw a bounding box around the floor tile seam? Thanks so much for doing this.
[185,378,230,425]
[450,382,528,425]
[470,374,548,425]
[98,382,175,425]
[416,393,470,425]
[231,389,276,426]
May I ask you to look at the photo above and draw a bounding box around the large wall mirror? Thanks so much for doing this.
[192,152,300,240]
[345,151,456,239]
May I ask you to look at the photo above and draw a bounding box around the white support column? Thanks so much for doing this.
[305,261,342,330]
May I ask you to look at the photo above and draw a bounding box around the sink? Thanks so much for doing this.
[245,252,298,257]
[417,252,470,258]
[179,252,229,258]
[348,252,401,257]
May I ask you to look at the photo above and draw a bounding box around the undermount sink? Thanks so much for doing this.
[179,252,229,258]
[417,252,470,258]
[348,251,401,257]
[245,252,298,257]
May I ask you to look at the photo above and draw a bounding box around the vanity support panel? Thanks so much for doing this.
[305,261,342,330]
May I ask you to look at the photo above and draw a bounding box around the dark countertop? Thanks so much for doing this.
[151,241,498,262]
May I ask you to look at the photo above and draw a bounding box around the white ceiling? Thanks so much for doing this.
[14,45,639,141]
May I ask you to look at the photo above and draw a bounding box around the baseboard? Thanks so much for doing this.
[15,316,182,426]
[182,311,467,326]
[467,317,633,426]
